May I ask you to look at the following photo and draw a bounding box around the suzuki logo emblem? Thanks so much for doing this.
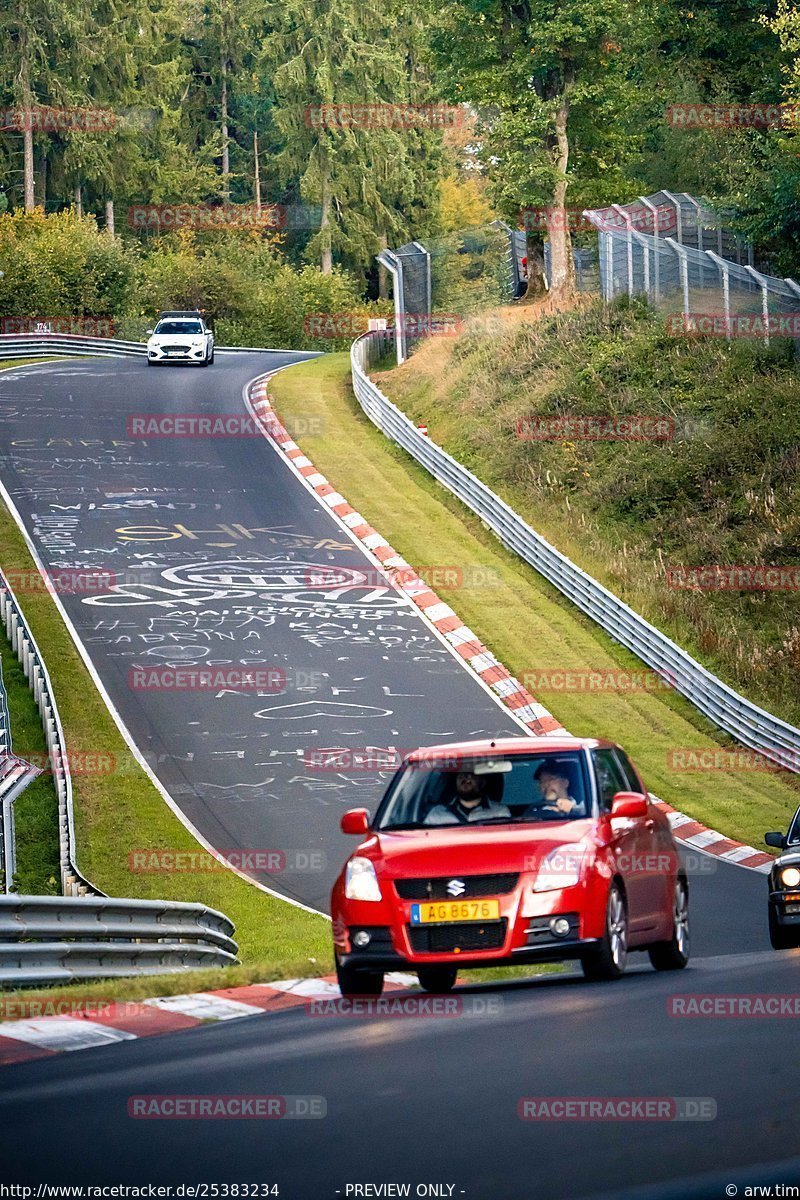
[446,878,466,897]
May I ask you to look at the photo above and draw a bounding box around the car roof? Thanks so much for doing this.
[404,736,615,764]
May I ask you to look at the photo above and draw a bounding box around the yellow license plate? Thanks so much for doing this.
[410,900,500,924]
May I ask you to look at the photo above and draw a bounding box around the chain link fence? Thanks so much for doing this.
[378,226,511,364]
[580,191,800,346]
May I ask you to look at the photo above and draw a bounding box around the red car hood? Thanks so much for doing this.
[368,820,596,877]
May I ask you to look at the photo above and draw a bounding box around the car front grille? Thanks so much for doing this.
[408,919,507,953]
[162,344,190,353]
[394,873,519,901]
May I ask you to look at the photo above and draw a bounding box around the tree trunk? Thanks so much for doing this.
[220,50,230,202]
[105,199,115,237]
[253,130,261,215]
[20,59,34,211]
[523,235,547,298]
[74,183,82,217]
[378,231,389,299]
[545,90,576,300]
[320,173,332,274]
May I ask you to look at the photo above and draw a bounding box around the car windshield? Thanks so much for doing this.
[787,806,800,845]
[155,320,203,335]
[374,752,592,830]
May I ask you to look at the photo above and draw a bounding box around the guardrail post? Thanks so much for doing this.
[665,239,690,319]
[376,249,406,365]
[661,191,684,245]
[611,205,634,297]
[744,265,771,347]
[705,251,732,341]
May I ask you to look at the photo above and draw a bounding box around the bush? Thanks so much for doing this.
[0,210,388,351]
[0,209,134,320]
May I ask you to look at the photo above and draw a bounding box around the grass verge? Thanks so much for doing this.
[269,353,800,849]
[0,633,60,894]
[374,300,800,728]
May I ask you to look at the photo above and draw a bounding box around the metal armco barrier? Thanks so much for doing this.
[0,334,146,359]
[0,895,238,984]
[0,756,43,894]
[0,569,99,897]
[0,334,324,360]
[351,330,800,773]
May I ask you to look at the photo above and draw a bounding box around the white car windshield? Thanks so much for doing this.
[155,320,203,335]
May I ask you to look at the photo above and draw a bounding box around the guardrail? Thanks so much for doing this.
[0,569,99,896]
[0,334,146,359]
[0,895,238,984]
[0,756,43,894]
[0,334,324,360]
[350,330,800,773]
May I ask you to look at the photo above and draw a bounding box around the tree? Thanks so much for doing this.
[431,0,648,299]
[263,0,442,276]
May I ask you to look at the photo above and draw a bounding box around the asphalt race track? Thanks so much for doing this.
[1,871,799,1197]
[0,355,798,1197]
[0,353,525,911]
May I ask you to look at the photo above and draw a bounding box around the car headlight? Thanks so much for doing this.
[781,866,800,888]
[531,845,585,893]
[345,856,382,902]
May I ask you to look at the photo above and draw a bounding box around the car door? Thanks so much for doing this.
[591,748,651,935]
[613,747,671,926]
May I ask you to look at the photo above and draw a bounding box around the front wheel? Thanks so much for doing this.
[769,904,800,950]
[417,966,457,994]
[648,877,690,971]
[582,882,628,981]
[335,954,384,998]
[208,347,215,364]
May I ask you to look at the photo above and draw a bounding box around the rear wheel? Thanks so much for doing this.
[648,877,690,971]
[416,966,458,994]
[335,954,384,997]
[582,883,628,981]
[769,904,800,950]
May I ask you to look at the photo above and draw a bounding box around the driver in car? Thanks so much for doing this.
[526,763,586,820]
[424,770,511,825]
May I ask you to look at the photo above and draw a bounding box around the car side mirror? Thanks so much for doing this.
[765,831,787,850]
[145,329,154,336]
[611,791,648,819]
[341,808,370,836]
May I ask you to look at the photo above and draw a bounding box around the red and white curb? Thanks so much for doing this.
[246,377,565,738]
[246,374,776,877]
[652,798,772,872]
[0,973,419,1066]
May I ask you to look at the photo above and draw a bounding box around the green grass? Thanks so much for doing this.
[0,634,60,894]
[376,299,800,729]
[0,367,331,991]
[269,353,800,849]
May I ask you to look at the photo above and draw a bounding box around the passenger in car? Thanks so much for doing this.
[424,770,512,825]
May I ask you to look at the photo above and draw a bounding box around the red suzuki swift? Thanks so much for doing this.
[331,736,690,995]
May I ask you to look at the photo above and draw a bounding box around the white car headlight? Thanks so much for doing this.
[781,866,800,888]
[531,844,585,893]
[345,856,382,902]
